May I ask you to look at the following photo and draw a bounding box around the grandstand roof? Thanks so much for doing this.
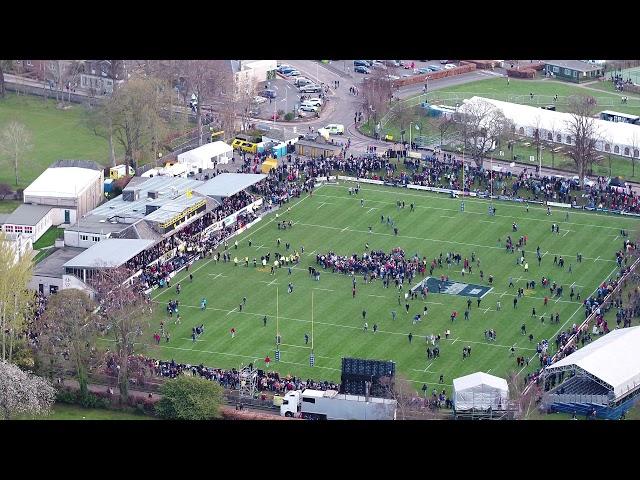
[548,326,640,399]
[194,173,266,198]
[63,239,154,269]
[459,96,640,148]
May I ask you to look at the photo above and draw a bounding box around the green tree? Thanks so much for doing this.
[38,290,98,401]
[156,375,224,420]
[0,232,34,362]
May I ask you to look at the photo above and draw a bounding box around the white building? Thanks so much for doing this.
[177,141,234,171]
[1,204,54,243]
[459,96,640,159]
[232,60,278,88]
[23,160,105,225]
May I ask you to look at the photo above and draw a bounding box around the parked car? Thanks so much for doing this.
[284,69,301,76]
[278,66,294,74]
[294,77,312,87]
[354,65,371,74]
[387,74,400,80]
[305,98,323,107]
[417,67,431,74]
[253,95,267,104]
[372,61,387,70]
[299,84,321,93]
[428,65,442,71]
[444,63,456,70]
[440,60,450,64]
[260,89,277,99]
[299,104,319,113]
[324,124,344,135]
[354,60,369,67]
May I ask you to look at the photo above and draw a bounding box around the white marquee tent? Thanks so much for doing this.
[545,326,640,401]
[177,141,233,170]
[458,96,640,158]
[453,372,509,411]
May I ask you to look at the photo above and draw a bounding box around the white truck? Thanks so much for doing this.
[280,389,397,420]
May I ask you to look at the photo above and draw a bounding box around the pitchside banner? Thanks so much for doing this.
[413,277,493,299]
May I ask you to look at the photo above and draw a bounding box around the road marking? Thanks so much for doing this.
[207,273,228,280]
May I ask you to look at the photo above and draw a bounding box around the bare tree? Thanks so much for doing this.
[628,131,640,178]
[435,115,456,150]
[89,265,153,403]
[532,114,543,166]
[507,371,543,420]
[361,70,392,133]
[546,119,559,169]
[0,121,33,186]
[177,60,231,146]
[454,98,508,167]
[38,289,99,401]
[565,95,600,187]
[0,60,14,99]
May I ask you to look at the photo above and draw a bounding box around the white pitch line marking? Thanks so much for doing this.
[307,250,317,256]
[313,287,335,292]
[226,307,237,316]
[452,337,459,345]
[594,256,600,262]
[481,307,492,314]
[561,229,571,237]
[268,279,279,286]
[480,220,495,224]
[424,362,434,373]
[613,235,619,241]
[207,273,228,279]
[366,207,378,213]
[341,226,349,232]
[368,294,387,298]
[255,244,266,250]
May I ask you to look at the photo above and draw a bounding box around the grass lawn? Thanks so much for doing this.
[0,199,20,213]
[0,93,119,189]
[18,403,154,420]
[99,182,639,397]
[32,226,64,250]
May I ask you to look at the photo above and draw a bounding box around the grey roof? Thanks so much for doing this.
[544,60,603,72]
[64,215,129,235]
[63,239,155,269]
[90,176,204,220]
[0,213,9,225]
[145,195,206,224]
[5,204,52,226]
[194,173,266,198]
[34,247,85,278]
[50,159,103,171]
[263,128,299,143]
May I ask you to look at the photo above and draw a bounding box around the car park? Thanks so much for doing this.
[324,124,344,135]
[354,65,371,74]
[299,84,322,93]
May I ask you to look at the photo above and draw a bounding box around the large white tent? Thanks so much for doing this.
[545,326,640,401]
[458,96,640,158]
[453,372,509,411]
[177,141,233,170]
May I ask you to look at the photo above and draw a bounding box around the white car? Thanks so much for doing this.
[253,96,267,104]
[324,124,344,135]
[444,63,456,70]
[285,69,301,76]
[306,98,323,107]
[299,104,319,113]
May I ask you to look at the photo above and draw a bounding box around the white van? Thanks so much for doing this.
[324,124,344,135]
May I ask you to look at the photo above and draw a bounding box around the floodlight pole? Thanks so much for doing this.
[311,291,314,351]
[276,286,279,347]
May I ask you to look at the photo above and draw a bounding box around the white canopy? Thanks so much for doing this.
[177,141,233,169]
[459,96,640,155]
[547,326,640,400]
[453,372,509,411]
[24,167,101,199]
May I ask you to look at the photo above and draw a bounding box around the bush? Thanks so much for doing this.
[56,388,78,404]
[284,112,295,121]
[79,392,110,409]
[156,376,224,420]
[0,183,12,200]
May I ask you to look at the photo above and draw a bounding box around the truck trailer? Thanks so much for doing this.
[280,389,397,420]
